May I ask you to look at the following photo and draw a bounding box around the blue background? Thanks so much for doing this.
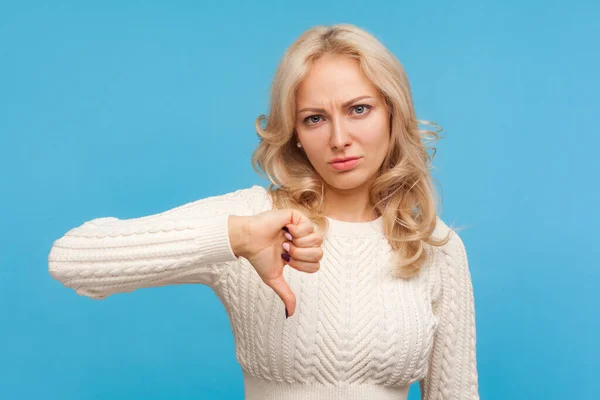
[1,1,598,399]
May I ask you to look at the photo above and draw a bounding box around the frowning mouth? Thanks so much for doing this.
[329,157,362,171]
[329,156,361,163]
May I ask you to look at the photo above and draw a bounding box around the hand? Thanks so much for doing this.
[241,209,324,318]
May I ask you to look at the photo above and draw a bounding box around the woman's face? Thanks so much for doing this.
[294,53,391,192]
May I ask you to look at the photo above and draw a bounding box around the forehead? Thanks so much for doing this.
[296,54,378,106]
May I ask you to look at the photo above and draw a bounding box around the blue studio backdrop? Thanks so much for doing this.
[1,1,598,399]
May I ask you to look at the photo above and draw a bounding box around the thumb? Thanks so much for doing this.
[270,208,309,230]
[265,274,296,318]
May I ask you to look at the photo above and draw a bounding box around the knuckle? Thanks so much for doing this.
[315,235,324,245]
[313,249,323,262]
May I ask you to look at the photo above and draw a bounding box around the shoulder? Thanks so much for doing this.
[429,216,467,258]
[142,185,270,219]
[197,184,270,214]
[214,184,267,203]
[242,185,271,213]
[426,216,470,303]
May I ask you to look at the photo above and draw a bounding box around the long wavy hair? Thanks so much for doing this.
[251,23,454,279]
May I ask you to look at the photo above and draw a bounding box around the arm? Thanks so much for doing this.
[420,230,480,400]
[48,186,261,300]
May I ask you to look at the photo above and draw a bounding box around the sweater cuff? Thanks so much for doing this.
[193,213,240,264]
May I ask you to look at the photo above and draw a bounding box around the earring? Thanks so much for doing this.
[297,142,302,148]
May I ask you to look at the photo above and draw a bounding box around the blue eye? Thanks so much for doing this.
[352,104,371,115]
[303,104,371,125]
[304,115,322,125]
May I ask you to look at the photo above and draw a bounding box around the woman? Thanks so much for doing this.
[48,24,480,400]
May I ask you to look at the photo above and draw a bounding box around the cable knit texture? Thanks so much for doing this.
[48,185,480,400]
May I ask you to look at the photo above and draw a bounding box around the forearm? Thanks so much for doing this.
[48,214,238,299]
[48,186,264,299]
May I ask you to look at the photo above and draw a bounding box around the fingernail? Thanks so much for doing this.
[282,242,290,252]
[285,307,289,319]
[281,252,290,262]
[284,232,293,241]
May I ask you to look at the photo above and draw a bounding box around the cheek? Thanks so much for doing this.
[358,114,389,146]
[296,125,328,149]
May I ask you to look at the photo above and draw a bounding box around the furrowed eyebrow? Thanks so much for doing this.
[298,95,374,114]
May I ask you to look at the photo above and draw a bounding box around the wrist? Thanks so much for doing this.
[228,215,251,258]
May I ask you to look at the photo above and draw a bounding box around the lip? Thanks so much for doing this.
[330,156,361,163]
[329,157,362,171]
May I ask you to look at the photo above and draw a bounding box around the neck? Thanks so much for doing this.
[322,180,379,222]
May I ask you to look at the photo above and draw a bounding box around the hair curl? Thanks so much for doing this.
[251,23,455,279]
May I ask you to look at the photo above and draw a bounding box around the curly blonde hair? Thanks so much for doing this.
[251,23,454,279]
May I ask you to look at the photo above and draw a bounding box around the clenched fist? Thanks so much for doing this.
[229,209,324,318]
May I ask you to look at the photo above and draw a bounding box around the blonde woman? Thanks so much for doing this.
[48,24,480,400]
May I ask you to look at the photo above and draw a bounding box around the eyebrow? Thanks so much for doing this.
[297,95,374,114]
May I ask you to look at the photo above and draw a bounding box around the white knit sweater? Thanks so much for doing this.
[48,185,480,400]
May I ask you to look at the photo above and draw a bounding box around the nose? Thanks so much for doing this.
[329,118,352,150]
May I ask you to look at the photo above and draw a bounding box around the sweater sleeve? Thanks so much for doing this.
[420,230,480,400]
[48,185,264,300]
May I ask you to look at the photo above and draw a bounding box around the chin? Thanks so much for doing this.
[323,172,374,191]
